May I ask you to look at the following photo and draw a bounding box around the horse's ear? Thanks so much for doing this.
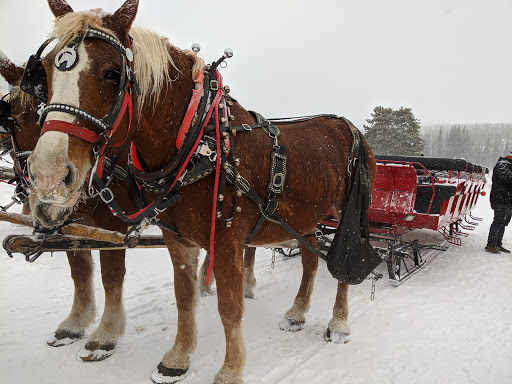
[47,0,74,18]
[0,51,25,85]
[105,0,139,39]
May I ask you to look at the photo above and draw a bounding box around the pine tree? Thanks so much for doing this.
[484,135,493,167]
[460,127,473,160]
[435,127,444,157]
[364,106,425,156]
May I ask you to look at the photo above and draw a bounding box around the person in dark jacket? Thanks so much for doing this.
[485,153,512,253]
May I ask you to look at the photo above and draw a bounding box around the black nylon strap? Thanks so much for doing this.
[223,162,324,259]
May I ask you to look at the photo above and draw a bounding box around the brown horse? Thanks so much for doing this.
[0,49,259,359]
[26,1,376,383]
[0,60,33,214]
[1,42,256,359]
[0,53,133,360]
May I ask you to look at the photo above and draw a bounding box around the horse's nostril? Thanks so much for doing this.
[63,165,75,187]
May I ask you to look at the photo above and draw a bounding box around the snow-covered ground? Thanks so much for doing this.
[0,180,511,384]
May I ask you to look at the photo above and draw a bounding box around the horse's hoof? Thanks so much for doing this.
[47,329,83,347]
[213,369,244,384]
[78,341,116,362]
[324,327,350,344]
[150,362,188,384]
[279,317,304,332]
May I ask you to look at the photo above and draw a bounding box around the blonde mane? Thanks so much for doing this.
[11,85,35,109]
[50,10,204,115]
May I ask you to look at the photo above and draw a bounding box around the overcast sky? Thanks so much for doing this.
[1,0,511,129]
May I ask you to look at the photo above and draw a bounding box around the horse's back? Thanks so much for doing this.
[233,115,357,240]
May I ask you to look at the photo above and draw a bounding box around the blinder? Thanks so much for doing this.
[35,28,136,133]
[0,99,14,134]
[20,38,53,103]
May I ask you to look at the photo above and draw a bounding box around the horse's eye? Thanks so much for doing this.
[104,70,121,81]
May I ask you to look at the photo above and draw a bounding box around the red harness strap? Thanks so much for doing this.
[128,70,223,284]
[42,120,99,144]
[206,72,224,285]
[42,84,133,180]
[110,90,133,148]
[93,88,133,179]
[176,71,204,149]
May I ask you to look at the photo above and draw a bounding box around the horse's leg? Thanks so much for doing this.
[48,250,96,347]
[152,235,200,383]
[199,247,256,299]
[324,281,350,344]
[243,247,256,299]
[279,239,318,332]
[198,252,215,296]
[79,249,126,361]
[322,201,350,343]
[212,244,246,384]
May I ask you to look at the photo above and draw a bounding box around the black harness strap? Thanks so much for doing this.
[0,98,14,135]
[228,115,366,263]
[223,162,325,259]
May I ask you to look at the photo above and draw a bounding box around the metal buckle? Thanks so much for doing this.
[272,172,285,188]
[210,80,218,91]
[197,143,213,157]
[242,124,252,131]
[99,187,114,204]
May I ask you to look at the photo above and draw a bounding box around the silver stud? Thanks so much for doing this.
[191,43,201,53]
[223,48,233,58]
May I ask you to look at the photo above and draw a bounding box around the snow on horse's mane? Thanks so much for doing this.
[0,49,8,63]
[50,10,204,114]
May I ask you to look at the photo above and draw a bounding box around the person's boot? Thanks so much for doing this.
[499,245,511,254]
[485,245,501,254]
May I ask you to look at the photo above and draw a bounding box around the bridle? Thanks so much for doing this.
[20,28,138,184]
